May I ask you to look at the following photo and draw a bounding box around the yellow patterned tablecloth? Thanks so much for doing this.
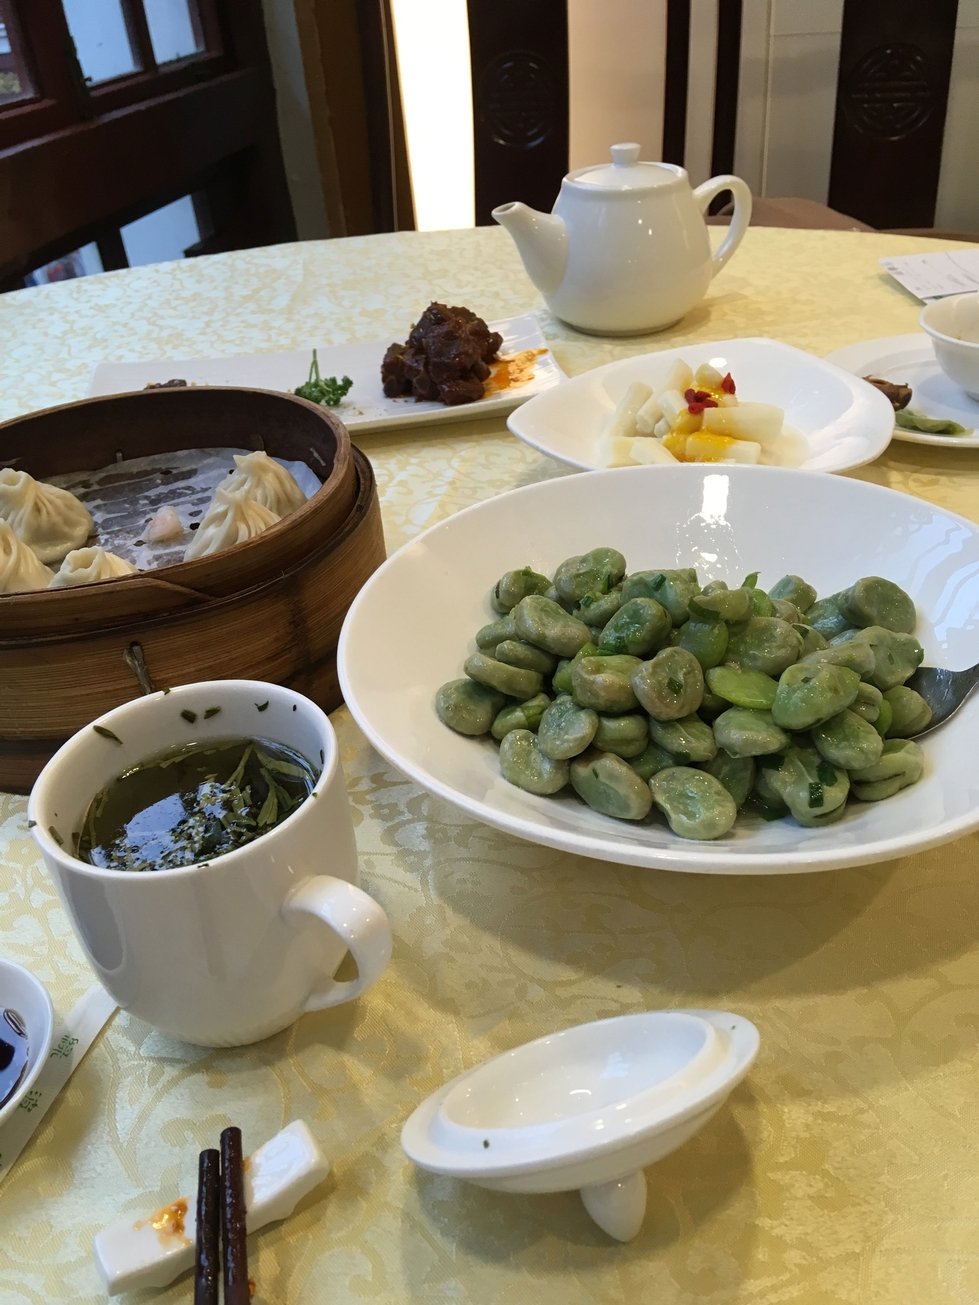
[1,226,978,1304]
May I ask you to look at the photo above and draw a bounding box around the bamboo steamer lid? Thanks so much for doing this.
[0,387,386,792]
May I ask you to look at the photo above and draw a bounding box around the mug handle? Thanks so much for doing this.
[281,876,393,1012]
[693,174,753,279]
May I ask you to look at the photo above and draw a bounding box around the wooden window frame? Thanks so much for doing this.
[0,0,228,150]
[0,0,296,284]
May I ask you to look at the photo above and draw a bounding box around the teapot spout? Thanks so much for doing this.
[492,202,567,297]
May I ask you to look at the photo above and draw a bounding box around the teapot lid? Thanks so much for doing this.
[572,143,680,190]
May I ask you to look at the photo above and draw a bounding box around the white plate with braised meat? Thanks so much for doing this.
[826,333,979,448]
[89,310,565,434]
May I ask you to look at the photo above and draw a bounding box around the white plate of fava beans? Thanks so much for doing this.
[338,465,979,874]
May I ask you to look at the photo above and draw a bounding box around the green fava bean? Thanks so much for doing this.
[831,626,924,692]
[811,709,884,770]
[838,576,916,634]
[873,698,893,738]
[801,640,875,677]
[769,574,817,612]
[593,712,649,758]
[748,587,775,617]
[703,751,756,808]
[537,694,599,759]
[795,625,829,657]
[675,619,729,669]
[571,655,642,713]
[706,664,778,710]
[464,651,542,701]
[806,593,853,640]
[713,707,790,757]
[573,585,623,627]
[570,750,653,820]
[491,567,551,613]
[647,714,717,763]
[850,738,924,801]
[436,679,506,736]
[554,548,626,605]
[622,569,700,624]
[491,693,552,740]
[698,690,729,721]
[551,642,600,694]
[882,686,932,737]
[771,662,861,730]
[771,598,804,624]
[850,681,883,723]
[649,767,738,840]
[725,617,804,676]
[766,744,850,827]
[688,586,753,624]
[598,597,672,656]
[495,640,558,675]
[753,759,788,811]
[499,729,570,795]
[632,647,705,720]
[475,613,517,651]
[514,595,593,657]
[629,740,677,781]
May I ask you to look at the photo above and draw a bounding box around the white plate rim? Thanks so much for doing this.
[825,333,979,449]
[505,336,895,474]
[88,314,565,434]
[338,465,979,876]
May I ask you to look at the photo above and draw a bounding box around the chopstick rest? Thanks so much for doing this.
[93,1120,330,1296]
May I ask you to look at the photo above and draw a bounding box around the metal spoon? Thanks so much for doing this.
[908,660,979,737]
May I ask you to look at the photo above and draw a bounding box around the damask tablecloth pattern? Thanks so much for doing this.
[1,226,977,1304]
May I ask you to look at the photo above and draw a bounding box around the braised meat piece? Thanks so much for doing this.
[864,375,912,411]
[381,302,503,405]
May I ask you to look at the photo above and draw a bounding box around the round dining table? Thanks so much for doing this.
[1,223,978,1305]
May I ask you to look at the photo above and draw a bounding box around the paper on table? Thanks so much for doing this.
[0,984,117,1187]
[881,249,979,302]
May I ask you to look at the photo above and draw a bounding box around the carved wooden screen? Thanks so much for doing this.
[828,0,958,229]
[468,0,569,226]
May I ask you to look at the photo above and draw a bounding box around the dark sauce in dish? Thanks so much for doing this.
[77,737,317,873]
[0,1009,29,1107]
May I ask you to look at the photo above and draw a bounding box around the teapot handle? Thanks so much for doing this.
[693,175,753,279]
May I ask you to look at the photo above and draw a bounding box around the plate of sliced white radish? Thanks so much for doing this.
[506,337,894,474]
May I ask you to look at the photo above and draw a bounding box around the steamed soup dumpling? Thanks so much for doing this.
[184,487,281,561]
[0,467,94,563]
[221,451,306,516]
[0,519,53,593]
[49,546,138,588]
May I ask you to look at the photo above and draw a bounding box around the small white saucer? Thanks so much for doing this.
[826,333,979,448]
[0,958,55,1128]
[401,1009,759,1241]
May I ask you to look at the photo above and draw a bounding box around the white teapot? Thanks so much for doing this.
[492,142,752,336]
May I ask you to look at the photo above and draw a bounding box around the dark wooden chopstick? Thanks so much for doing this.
[194,1148,220,1305]
[221,1126,250,1305]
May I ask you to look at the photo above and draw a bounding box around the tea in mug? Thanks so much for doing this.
[77,737,317,873]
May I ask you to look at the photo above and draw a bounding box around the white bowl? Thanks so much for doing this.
[919,294,979,400]
[0,959,55,1127]
[338,465,979,875]
[505,337,895,473]
[402,1009,759,1240]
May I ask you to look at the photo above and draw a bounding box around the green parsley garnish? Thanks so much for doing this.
[295,350,353,407]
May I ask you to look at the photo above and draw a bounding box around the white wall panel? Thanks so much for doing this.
[935,1,979,233]
[683,0,719,185]
[567,0,667,168]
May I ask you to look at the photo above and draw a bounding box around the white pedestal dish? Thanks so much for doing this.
[402,1009,759,1241]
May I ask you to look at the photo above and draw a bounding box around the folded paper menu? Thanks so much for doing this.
[881,249,979,302]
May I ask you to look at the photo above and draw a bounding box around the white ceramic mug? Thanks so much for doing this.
[28,681,392,1047]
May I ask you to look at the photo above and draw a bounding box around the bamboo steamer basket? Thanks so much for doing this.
[0,387,386,792]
